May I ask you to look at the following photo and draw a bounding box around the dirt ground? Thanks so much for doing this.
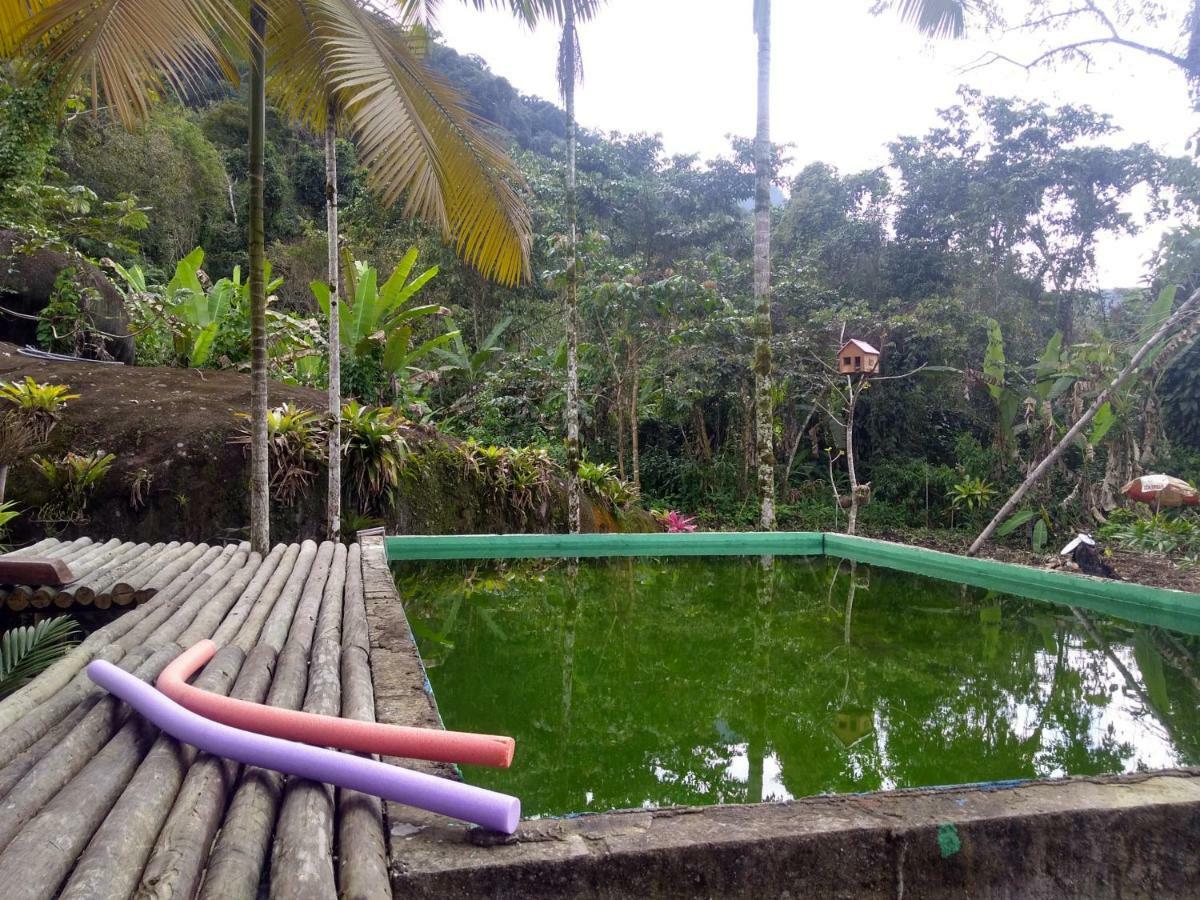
[869,527,1200,594]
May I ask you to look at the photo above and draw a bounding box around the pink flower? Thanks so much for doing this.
[661,510,697,533]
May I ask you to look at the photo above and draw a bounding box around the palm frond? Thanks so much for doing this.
[888,0,969,39]
[0,0,247,127]
[269,0,532,286]
[0,615,79,699]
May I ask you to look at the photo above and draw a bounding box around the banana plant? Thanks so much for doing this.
[313,248,458,389]
[436,316,513,384]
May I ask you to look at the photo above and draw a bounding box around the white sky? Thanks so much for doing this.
[433,1,1196,288]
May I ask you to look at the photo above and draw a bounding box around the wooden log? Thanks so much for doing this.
[76,542,160,605]
[0,645,178,855]
[199,542,335,900]
[92,592,111,611]
[0,544,214,735]
[134,540,210,603]
[335,544,391,900]
[59,646,247,900]
[109,541,182,604]
[248,539,321,653]
[0,537,61,559]
[0,645,154,765]
[6,591,27,612]
[52,589,75,609]
[125,541,195,604]
[0,691,99,803]
[209,543,289,648]
[271,544,347,899]
[40,537,97,565]
[34,540,128,606]
[137,643,280,899]
[0,558,74,587]
[61,541,150,605]
[0,715,159,900]
[227,544,305,653]
[173,551,266,649]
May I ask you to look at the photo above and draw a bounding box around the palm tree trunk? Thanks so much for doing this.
[563,4,582,534]
[753,0,776,531]
[629,338,640,495]
[248,2,270,555]
[325,105,342,542]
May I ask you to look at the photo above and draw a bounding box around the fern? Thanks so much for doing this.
[0,616,79,699]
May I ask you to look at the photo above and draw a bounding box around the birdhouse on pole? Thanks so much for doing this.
[837,340,880,375]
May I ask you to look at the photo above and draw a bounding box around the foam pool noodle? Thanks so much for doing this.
[86,659,521,834]
[157,640,515,768]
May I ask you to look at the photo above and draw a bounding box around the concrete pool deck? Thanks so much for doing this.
[371,535,1200,898]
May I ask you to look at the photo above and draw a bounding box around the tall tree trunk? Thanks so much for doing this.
[325,106,341,542]
[845,377,861,536]
[753,0,776,531]
[969,286,1200,556]
[563,5,582,534]
[0,464,7,505]
[248,3,270,555]
[629,339,640,495]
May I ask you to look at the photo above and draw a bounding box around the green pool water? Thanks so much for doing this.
[396,556,1200,818]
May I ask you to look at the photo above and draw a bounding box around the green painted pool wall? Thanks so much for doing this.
[384,531,1200,636]
[384,531,825,560]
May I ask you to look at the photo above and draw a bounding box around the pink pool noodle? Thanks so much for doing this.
[157,640,515,768]
[86,659,521,833]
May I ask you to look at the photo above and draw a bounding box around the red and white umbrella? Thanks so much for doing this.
[1121,474,1200,508]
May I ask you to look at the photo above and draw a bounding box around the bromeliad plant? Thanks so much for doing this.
[0,615,79,699]
[341,402,410,513]
[0,377,79,443]
[578,460,639,508]
[234,404,326,505]
[31,449,115,524]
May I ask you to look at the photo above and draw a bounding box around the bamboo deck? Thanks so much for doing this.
[0,535,396,899]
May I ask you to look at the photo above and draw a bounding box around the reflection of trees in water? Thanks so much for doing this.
[395,558,1200,817]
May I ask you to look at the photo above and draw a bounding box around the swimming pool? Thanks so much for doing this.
[392,541,1199,818]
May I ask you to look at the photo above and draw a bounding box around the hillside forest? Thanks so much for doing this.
[5,33,1200,558]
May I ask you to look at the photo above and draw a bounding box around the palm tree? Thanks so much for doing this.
[0,0,532,553]
[446,1,601,533]
[749,0,966,533]
[324,109,342,541]
[752,0,774,532]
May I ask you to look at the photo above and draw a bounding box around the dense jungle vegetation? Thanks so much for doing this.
[5,35,1200,554]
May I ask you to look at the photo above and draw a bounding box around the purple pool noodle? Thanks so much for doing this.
[86,659,520,833]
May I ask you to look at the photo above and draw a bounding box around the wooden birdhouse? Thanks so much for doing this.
[837,339,880,375]
[833,706,874,749]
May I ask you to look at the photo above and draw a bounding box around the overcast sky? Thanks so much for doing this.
[433,1,1195,288]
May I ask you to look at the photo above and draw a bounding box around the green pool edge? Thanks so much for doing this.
[385,531,1200,636]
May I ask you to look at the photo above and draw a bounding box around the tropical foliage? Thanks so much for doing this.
[0,615,79,699]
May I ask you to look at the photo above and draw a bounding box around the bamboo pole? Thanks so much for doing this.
[136,545,317,899]
[200,542,335,900]
[271,543,347,898]
[335,543,391,900]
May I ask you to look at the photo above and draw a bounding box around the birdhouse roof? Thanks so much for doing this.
[839,339,879,356]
